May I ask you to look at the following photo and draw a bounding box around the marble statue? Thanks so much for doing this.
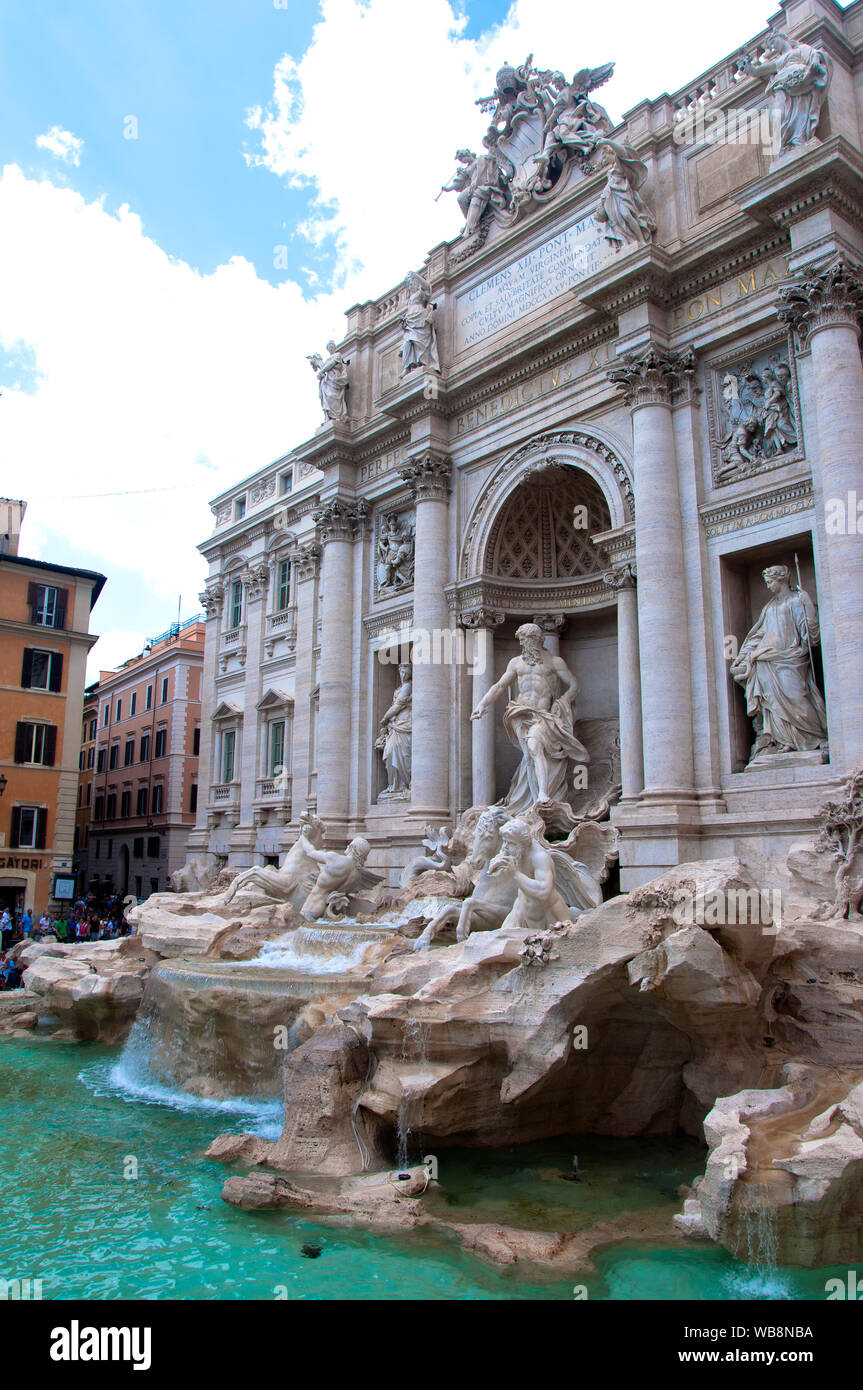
[730,564,828,763]
[737,31,831,153]
[814,768,863,921]
[400,825,455,887]
[439,130,514,239]
[471,621,589,815]
[594,138,656,249]
[413,808,601,949]
[300,836,381,919]
[400,272,440,374]
[413,807,512,950]
[490,818,595,932]
[221,811,325,906]
[375,663,412,797]
[170,855,222,894]
[531,64,615,189]
[308,341,349,422]
[376,512,415,592]
[715,355,797,481]
[476,57,545,137]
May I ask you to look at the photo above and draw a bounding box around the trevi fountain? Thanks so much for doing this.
[5,4,863,1310]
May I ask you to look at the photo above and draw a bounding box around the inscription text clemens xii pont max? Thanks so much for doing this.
[455,217,615,352]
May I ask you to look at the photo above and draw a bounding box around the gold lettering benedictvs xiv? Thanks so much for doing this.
[455,344,616,437]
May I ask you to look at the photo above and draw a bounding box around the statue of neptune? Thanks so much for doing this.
[470,621,589,814]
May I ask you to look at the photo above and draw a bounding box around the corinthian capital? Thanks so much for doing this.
[199,581,224,619]
[778,258,863,343]
[289,540,321,581]
[609,345,696,408]
[459,607,505,631]
[399,451,451,502]
[242,562,270,603]
[313,496,369,544]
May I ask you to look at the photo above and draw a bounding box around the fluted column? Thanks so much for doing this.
[287,541,320,819]
[461,608,505,807]
[313,499,366,827]
[779,259,863,769]
[609,347,695,799]
[400,452,451,815]
[604,564,643,799]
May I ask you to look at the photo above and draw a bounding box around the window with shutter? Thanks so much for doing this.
[14,723,29,763]
[35,807,47,849]
[21,649,33,688]
[53,588,68,630]
[44,726,57,766]
[9,806,21,848]
[49,651,63,692]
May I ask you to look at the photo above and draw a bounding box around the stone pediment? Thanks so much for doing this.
[256,688,294,712]
[211,700,243,722]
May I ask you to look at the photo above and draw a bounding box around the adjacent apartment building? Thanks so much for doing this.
[0,498,105,917]
[82,617,204,899]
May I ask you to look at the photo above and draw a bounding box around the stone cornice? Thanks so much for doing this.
[445,574,615,616]
[736,137,863,237]
[699,476,814,539]
[362,604,413,638]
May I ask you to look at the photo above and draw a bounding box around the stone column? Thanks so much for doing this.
[779,259,863,769]
[187,580,223,855]
[532,612,565,656]
[399,452,452,816]
[609,347,695,799]
[287,541,320,821]
[239,562,269,832]
[313,500,366,830]
[461,608,505,808]
[604,564,643,799]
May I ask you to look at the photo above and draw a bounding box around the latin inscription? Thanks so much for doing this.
[455,217,615,351]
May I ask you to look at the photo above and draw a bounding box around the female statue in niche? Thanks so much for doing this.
[730,564,828,763]
[376,663,412,796]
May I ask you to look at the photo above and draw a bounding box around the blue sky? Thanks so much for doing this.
[0,0,807,676]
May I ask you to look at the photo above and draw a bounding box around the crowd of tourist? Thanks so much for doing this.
[0,892,136,990]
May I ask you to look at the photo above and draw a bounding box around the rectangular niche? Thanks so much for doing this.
[720,533,825,773]
[371,639,413,804]
[704,332,803,489]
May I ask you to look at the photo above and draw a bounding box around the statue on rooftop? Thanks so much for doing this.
[737,30,831,154]
[593,138,657,249]
[439,129,515,239]
[308,340,349,422]
[400,272,440,374]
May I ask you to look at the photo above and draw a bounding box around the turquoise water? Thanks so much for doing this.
[0,1035,850,1300]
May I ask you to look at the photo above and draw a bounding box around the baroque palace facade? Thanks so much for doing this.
[189,0,863,889]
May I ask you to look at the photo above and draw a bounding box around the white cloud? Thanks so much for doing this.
[0,164,346,612]
[1,0,779,646]
[244,0,772,301]
[35,126,84,166]
[86,629,148,684]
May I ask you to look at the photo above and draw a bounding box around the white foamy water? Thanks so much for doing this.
[78,1015,283,1137]
[243,924,390,974]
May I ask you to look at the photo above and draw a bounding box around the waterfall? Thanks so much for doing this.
[248,923,396,975]
[725,1182,792,1299]
[395,1019,431,1172]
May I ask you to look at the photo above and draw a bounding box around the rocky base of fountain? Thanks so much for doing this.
[199,834,863,1271]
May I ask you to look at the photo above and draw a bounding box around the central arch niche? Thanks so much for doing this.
[484,466,611,579]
